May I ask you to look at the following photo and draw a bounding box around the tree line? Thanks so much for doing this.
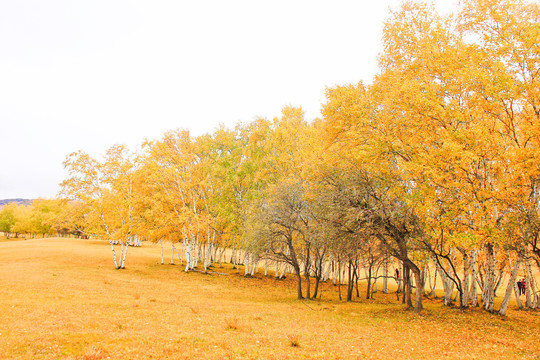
[5,0,540,316]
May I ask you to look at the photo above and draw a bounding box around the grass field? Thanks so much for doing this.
[0,238,538,360]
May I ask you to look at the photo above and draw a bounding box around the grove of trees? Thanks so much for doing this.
[4,0,540,316]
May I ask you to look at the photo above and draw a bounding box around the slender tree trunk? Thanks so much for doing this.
[313,276,321,300]
[184,238,191,272]
[382,258,388,293]
[338,261,342,301]
[230,246,235,264]
[372,266,378,295]
[404,264,412,308]
[244,253,250,276]
[482,243,496,312]
[355,262,360,298]
[428,264,438,297]
[436,258,454,306]
[304,247,311,299]
[525,260,533,308]
[109,240,120,269]
[469,250,479,306]
[461,250,470,308]
[499,251,522,316]
[347,260,354,302]
[295,266,303,300]
[366,262,372,300]
[413,268,424,313]
[120,242,129,269]
[312,254,323,299]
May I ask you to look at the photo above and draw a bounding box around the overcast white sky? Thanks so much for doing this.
[0,0,458,199]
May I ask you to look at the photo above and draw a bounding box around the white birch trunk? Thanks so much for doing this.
[435,259,454,306]
[499,251,522,316]
[322,260,331,282]
[120,242,129,269]
[250,258,258,276]
[109,240,120,269]
[244,253,250,276]
[482,244,496,312]
[525,260,534,309]
[184,237,191,272]
[526,261,538,309]
[461,250,470,308]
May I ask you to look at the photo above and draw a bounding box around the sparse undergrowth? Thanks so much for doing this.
[0,238,538,360]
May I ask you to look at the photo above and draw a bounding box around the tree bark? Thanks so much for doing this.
[295,266,304,300]
[469,250,479,306]
[482,243,496,312]
[109,240,120,269]
[461,250,470,308]
[120,242,129,269]
[499,251,522,316]
[412,268,424,313]
[525,260,533,309]
[382,258,389,293]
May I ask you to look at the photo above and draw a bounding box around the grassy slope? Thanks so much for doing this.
[0,238,538,360]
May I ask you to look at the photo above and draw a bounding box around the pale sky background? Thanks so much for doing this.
[0,0,458,199]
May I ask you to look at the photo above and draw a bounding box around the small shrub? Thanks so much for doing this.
[287,334,300,347]
[82,346,109,360]
[225,317,239,330]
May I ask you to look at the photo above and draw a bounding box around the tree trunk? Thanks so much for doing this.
[372,267,378,294]
[109,240,120,269]
[499,251,522,316]
[382,258,388,293]
[412,268,424,313]
[404,264,413,308]
[338,261,342,301]
[295,266,303,300]
[313,276,321,299]
[244,253,251,276]
[482,243,496,312]
[469,250,479,307]
[428,264,438,297]
[436,259,454,306]
[120,242,129,269]
[461,250,470,308]
[525,260,534,309]
[347,260,354,302]
[304,246,311,299]
[366,262,372,300]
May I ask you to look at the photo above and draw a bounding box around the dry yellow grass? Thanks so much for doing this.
[0,238,538,359]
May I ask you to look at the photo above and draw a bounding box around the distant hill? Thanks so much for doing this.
[0,199,33,207]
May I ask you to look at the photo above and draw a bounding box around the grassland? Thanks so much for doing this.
[0,238,538,360]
